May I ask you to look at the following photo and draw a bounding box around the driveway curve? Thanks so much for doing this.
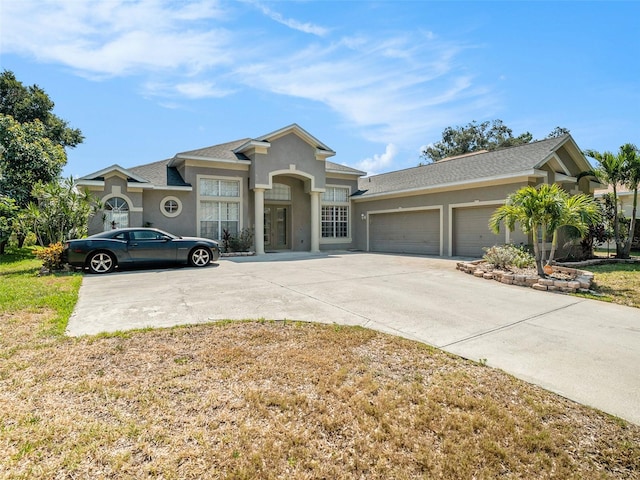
[67,251,640,425]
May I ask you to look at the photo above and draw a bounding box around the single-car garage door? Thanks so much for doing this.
[452,205,503,257]
[369,210,440,255]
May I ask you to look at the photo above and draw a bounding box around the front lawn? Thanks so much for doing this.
[1,248,639,478]
[576,262,640,308]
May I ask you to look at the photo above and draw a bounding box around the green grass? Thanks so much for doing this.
[0,247,82,336]
[575,262,640,308]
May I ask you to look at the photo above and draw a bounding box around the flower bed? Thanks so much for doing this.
[456,260,594,293]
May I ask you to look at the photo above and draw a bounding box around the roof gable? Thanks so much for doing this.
[78,164,150,184]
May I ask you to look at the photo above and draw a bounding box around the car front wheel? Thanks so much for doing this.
[189,247,212,267]
[87,251,116,274]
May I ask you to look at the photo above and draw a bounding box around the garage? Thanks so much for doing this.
[452,205,504,257]
[369,209,440,255]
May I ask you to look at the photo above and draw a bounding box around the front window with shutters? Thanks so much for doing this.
[198,177,241,240]
[321,186,350,240]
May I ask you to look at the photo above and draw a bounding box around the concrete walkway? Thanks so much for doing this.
[67,251,640,425]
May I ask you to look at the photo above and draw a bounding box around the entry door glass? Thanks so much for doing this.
[264,205,289,249]
[276,207,287,247]
[264,207,272,247]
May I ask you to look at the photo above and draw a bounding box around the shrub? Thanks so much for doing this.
[34,242,64,271]
[483,244,535,270]
[229,228,255,252]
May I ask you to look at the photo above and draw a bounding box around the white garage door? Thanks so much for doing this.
[369,210,440,255]
[452,205,503,257]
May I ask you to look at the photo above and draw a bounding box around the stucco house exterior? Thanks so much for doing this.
[77,124,601,258]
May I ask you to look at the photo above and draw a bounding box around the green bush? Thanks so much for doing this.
[483,244,535,270]
[227,228,255,253]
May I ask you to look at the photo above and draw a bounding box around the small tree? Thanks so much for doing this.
[620,143,640,257]
[489,184,601,277]
[584,147,627,258]
[26,177,98,246]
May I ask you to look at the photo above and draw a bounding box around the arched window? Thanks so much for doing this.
[104,197,129,230]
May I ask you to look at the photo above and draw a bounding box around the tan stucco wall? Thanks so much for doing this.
[250,133,326,191]
[352,182,533,254]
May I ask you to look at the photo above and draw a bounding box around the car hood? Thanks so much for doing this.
[178,236,219,245]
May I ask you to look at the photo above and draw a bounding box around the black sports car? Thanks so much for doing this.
[63,228,220,274]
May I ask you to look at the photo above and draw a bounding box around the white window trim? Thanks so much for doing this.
[160,195,183,218]
[320,185,352,243]
[196,174,244,238]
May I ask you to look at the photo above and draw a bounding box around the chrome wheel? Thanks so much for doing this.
[190,247,212,267]
[88,252,115,274]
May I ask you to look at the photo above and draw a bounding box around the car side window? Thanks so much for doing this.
[131,230,162,241]
[113,232,128,240]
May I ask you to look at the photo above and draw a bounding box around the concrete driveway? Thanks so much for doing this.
[67,251,640,425]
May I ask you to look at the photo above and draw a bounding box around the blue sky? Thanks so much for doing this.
[1,1,638,178]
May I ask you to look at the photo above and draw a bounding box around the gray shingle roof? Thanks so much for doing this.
[326,161,366,176]
[358,135,570,195]
[176,138,252,161]
[128,159,190,187]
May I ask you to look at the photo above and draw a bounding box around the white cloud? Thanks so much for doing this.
[1,0,498,152]
[355,144,399,175]
[144,81,236,99]
[249,1,329,36]
[1,0,232,78]
[236,31,494,148]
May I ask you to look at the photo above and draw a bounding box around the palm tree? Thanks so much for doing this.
[489,184,601,277]
[620,143,640,258]
[490,184,562,276]
[584,148,626,257]
[546,193,602,264]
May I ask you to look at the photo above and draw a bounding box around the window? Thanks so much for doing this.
[265,183,291,201]
[130,230,168,240]
[104,197,129,230]
[161,196,182,218]
[199,177,241,240]
[321,186,350,239]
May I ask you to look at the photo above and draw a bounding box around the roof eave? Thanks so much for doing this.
[175,154,252,165]
[355,169,547,202]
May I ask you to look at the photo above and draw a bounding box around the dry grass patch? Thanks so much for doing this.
[1,316,639,479]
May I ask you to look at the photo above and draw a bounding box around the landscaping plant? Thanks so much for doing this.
[489,184,601,276]
[483,244,535,270]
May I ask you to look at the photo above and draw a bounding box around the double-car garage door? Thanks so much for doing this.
[369,210,440,255]
[368,205,510,258]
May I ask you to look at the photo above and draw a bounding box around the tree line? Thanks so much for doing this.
[0,70,97,254]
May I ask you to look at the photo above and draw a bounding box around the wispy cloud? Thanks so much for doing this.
[1,0,496,166]
[1,0,232,78]
[248,1,329,36]
[236,31,493,146]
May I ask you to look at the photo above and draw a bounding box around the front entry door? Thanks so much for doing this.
[264,205,289,250]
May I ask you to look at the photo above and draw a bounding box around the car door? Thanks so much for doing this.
[127,230,178,264]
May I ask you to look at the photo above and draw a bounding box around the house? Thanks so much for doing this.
[77,124,601,258]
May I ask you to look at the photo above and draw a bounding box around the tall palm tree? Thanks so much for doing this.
[584,148,626,257]
[489,184,601,277]
[620,143,640,258]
